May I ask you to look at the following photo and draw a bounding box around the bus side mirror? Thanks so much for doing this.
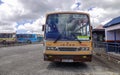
[89,37,91,39]
[42,25,45,31]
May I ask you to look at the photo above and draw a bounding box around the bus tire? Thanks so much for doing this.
[2,40,6,45]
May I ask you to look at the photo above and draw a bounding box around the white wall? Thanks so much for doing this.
[116,30,120,40]
[105,24,120,41]
[105,31,114,41]
[106,24,120,31]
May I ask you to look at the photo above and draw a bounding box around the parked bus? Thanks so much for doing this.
[36,34,43,42]
[0,33,16,44]
[16,34,39,44]
[43,12,93,62]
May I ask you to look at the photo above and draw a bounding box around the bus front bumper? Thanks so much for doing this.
[44,54,92,62]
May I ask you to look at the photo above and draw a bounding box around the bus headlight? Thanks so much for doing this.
[78,47,89,51]
[46,47,58,50]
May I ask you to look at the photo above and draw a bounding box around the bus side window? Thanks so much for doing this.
[20,35,23,38]
[29,34,32,38]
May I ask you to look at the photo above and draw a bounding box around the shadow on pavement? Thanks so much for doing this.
[47,62,88,72]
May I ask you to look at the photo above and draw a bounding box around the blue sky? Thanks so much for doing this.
[0,0,3,5]
[0,0,120,34]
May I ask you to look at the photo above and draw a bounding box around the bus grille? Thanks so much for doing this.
[58,47,77,51]
[60,55,74,59]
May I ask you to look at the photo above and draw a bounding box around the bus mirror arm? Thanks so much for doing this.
[42,25,45,31]
[90,26,93,30]
[71,33,81,43]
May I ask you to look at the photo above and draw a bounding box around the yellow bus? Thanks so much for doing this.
[43,12,93,62]
[0,33,16,44]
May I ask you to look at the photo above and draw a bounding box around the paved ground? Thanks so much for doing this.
[0,44,120,75]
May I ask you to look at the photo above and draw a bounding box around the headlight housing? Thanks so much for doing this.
[78,47,89,51]
[46,47,58,50]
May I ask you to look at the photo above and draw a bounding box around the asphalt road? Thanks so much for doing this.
[0,44,120,75]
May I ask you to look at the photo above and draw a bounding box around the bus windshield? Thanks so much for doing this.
[45,13,90,41]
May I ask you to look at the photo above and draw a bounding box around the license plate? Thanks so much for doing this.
[62,59,73,62]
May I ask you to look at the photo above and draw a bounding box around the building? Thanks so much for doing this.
[103,16,120,53]
[92,25,105,42]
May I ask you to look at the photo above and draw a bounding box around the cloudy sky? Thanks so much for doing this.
[0,0,120,34]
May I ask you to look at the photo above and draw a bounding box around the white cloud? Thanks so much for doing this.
[17,18,43,34]
[0,0,25,21]
[0,0,120,33]
[75,0,120,26]
[101,18,112,25]
[17,25,25,30]
[26,31,32,34]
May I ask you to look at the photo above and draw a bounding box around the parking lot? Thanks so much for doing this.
[0,44,120,75]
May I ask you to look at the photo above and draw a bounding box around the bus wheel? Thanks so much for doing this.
[27,40,31,44]
[2,40,6,45]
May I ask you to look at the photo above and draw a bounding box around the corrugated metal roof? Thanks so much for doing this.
[103,16,120,28]
[94,25,104,30]
[92,25,105,32]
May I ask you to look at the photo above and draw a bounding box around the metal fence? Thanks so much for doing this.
[106,43,120,54]
[93,41,120,54]
[93,41,120,62]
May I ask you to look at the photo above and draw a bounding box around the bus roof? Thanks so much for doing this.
[0,32,16,34]
[46,11,90,16]
[0,31,16,34]
[17,33,35,35]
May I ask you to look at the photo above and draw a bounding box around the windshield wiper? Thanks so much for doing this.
[71,32,81,43]
[53,34,61,43]
[54,29,65,43]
